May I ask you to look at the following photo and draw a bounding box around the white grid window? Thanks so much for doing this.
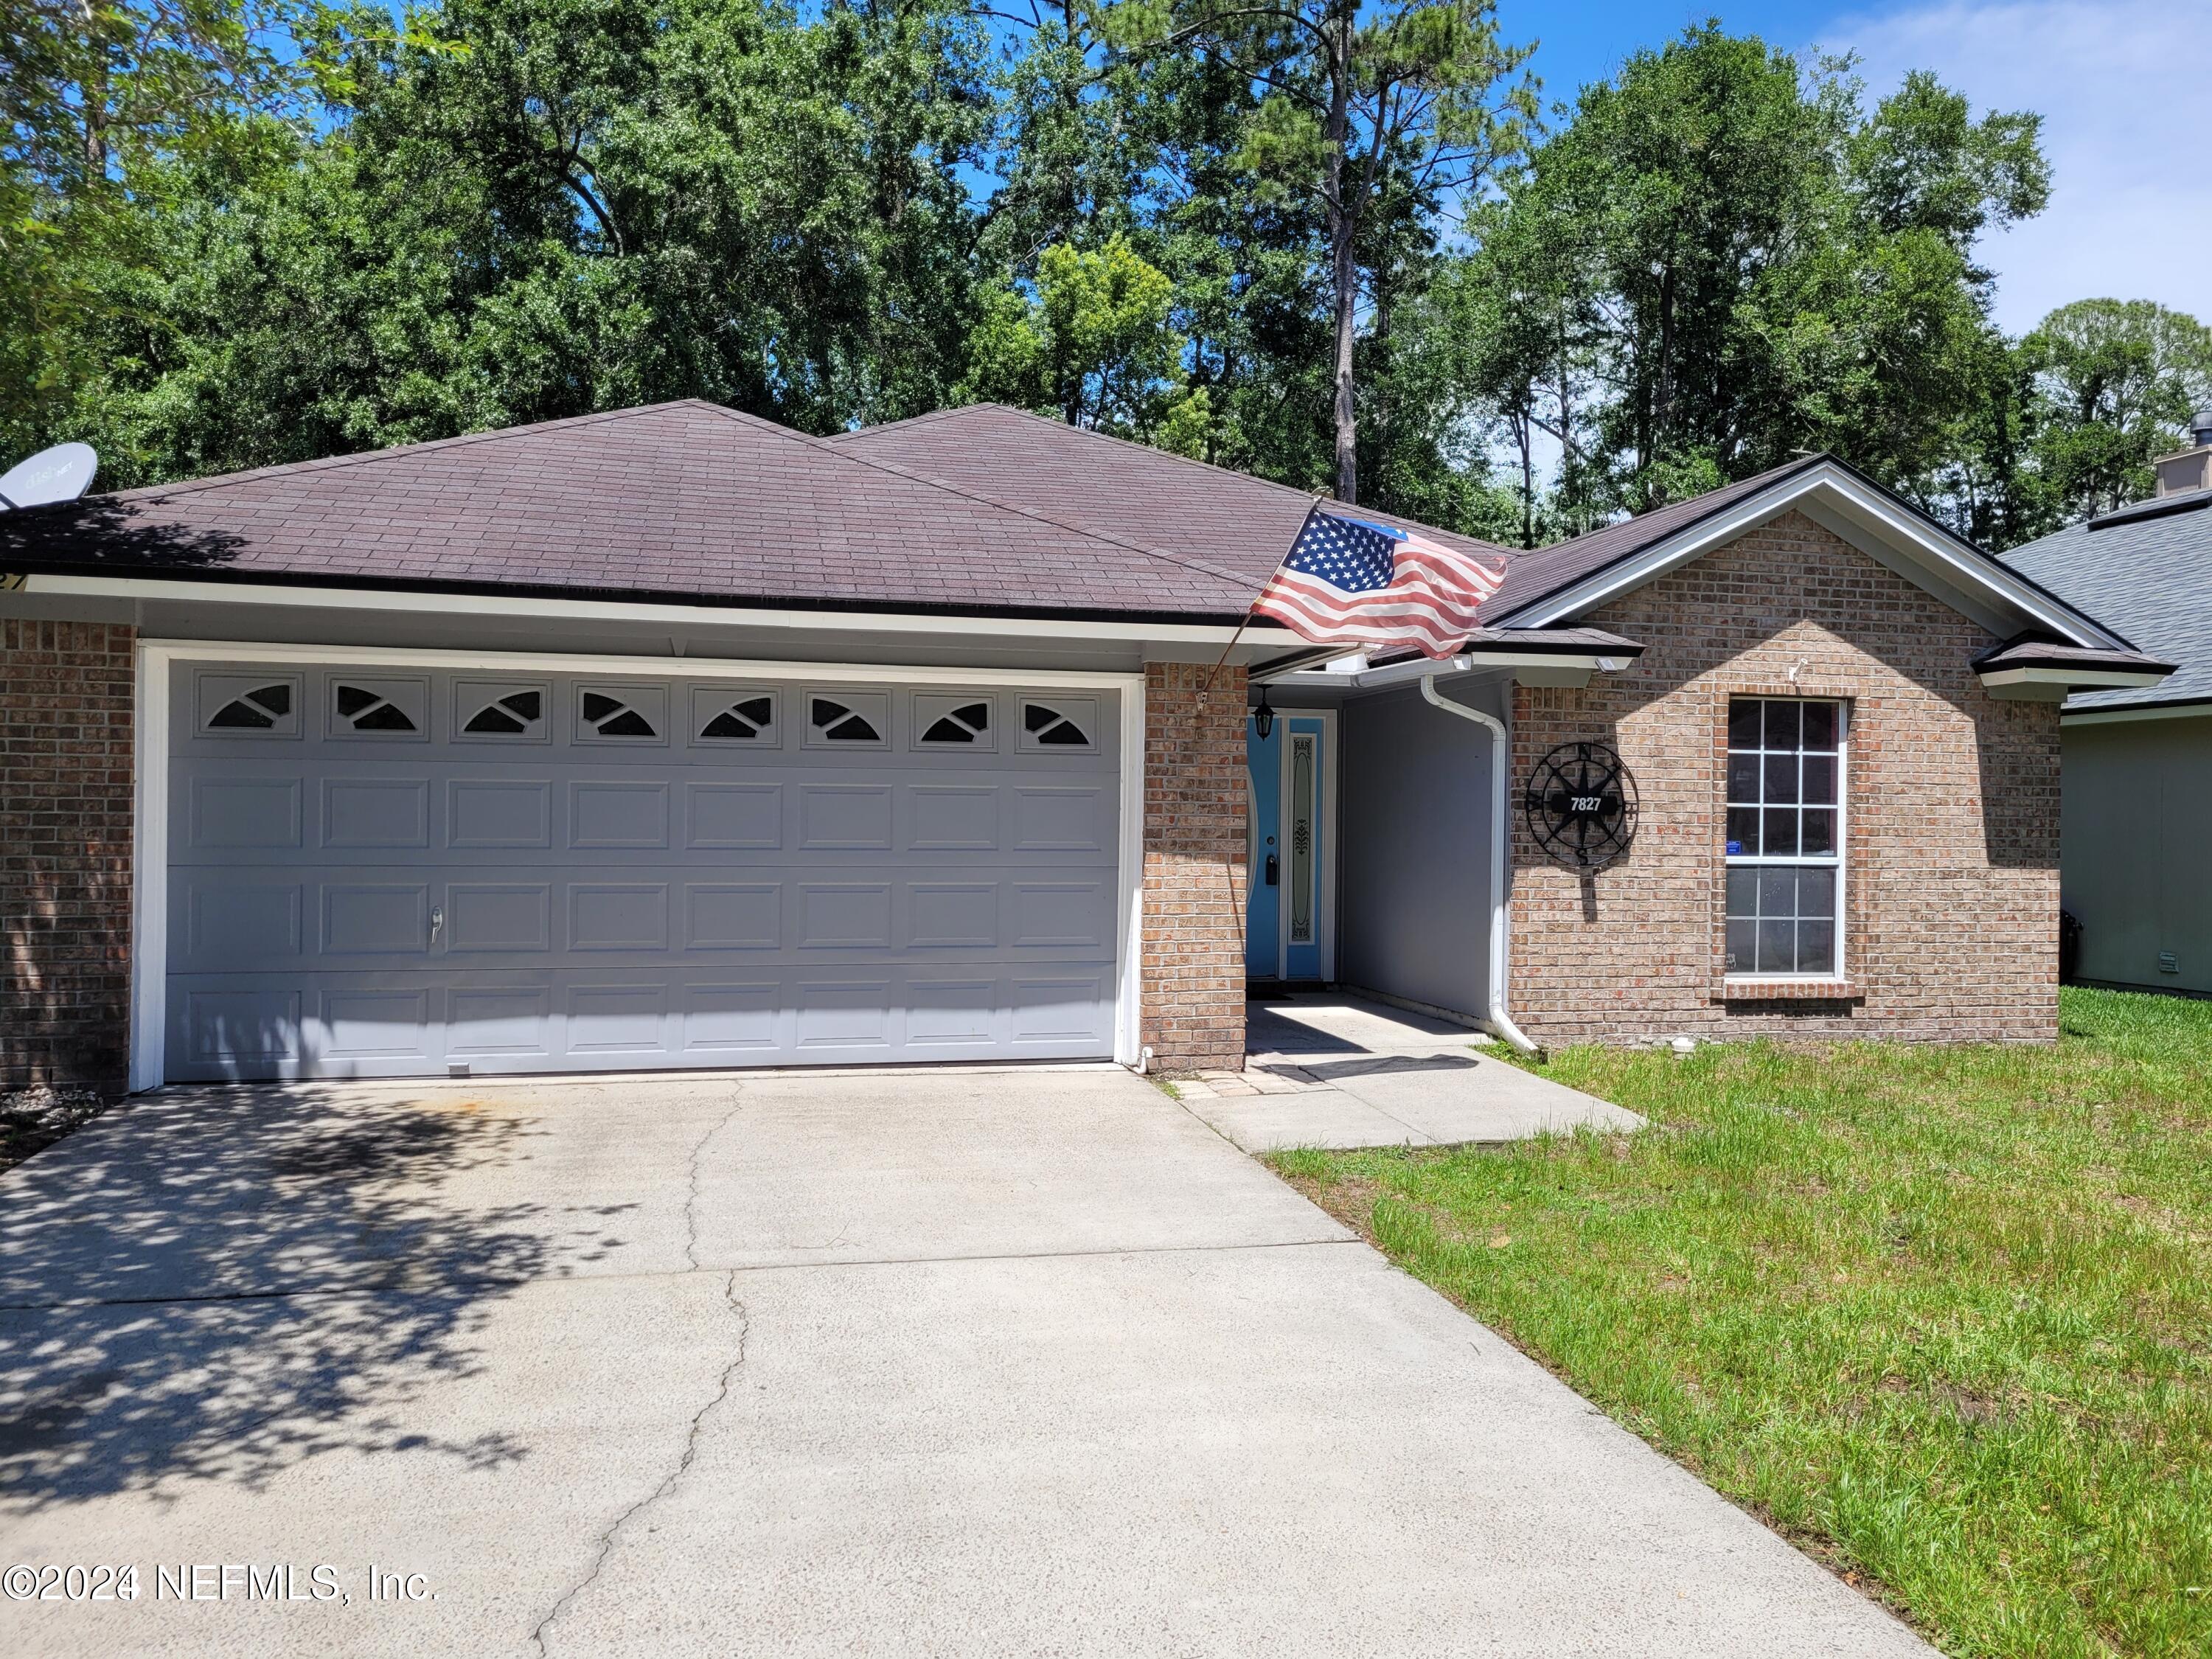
[1725,698,1846,978]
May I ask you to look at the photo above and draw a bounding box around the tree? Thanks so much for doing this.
[1447,25,2050,524]
[0,0,307,460]
[49,0,997,483]
[2022,299,2212,518]
[1105,0,1531,504]
[959,232,1208,448]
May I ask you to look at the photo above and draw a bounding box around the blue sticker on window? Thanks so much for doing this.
[1726,841,1742,855]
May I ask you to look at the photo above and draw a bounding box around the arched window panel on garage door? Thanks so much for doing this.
[575,683,667,743]
[805,690,890,748]
[197,672,301,737]
[456,681,551,742]
[914,693,996,750]
[692,686,779,745]
[327,677,427,739]
[1018,696,1097,752]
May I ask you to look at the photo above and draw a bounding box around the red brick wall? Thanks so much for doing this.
[1141,661,1248,1071]
[1509,511,2060,1045]
[2,620,136,1091]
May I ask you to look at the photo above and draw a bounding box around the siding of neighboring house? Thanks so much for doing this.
[2059,712,2212,995]
[1508,510,2062,1045]
[2,620,136,1090]
[1338,678,1502,1020]
[1141,661,1250,1071]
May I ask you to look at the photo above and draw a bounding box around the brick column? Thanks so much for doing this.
[1140,661,1248,1071]
[1,620,136,1091]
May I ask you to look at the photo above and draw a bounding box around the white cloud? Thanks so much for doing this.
[1825,0,2211,334]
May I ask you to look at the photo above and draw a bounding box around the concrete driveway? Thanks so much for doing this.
[0,1068,1927,1657]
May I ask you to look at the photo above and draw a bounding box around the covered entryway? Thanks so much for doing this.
[158,656,1129,1080]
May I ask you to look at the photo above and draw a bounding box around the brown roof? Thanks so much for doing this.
[830,403,1515,588]
[1481,458,1827,622]
[1970,638,2174,674]
[15,400,2068,655]
[0,400,1287,622]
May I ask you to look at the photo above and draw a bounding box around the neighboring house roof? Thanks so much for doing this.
[0,401,1289,625]
[2000,493,2212,712]
[827,403,1515,591]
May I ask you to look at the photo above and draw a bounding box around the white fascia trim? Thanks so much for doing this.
[127,640,1148,1088]
[1505,465,2129,650]
[1352,657,1473,691]
[24,572,1258,648]
[1261,650,1626,693]
[143,636,1147,692]
[2062,700,2212,727]
[1978,666,2170,693]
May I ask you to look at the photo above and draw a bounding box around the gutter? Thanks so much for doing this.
[1418,673,1540,1055]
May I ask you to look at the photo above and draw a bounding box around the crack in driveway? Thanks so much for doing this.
[530,1272,749,1656]
[532,1086,751,1655]
[684,1085,746,1273]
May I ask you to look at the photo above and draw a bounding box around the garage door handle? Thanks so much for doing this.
[429,905,444,947]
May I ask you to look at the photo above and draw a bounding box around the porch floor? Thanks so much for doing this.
[1174,993,1641,1152]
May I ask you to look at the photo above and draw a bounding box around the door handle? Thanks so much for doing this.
[1264,853,1279,887]
[429,905,444,947]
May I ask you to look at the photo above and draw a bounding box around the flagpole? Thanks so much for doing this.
[1198,496,1327,710]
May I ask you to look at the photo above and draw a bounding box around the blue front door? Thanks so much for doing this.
[1245,715,1281,978]
[1245,713,1327,980]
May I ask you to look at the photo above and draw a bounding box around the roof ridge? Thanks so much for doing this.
[92,403,696,506]
[821,403,988,443]
[844,400,1517,559]
[688,401,1273,596]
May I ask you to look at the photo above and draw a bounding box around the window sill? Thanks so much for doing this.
[1715,978,1860,1002]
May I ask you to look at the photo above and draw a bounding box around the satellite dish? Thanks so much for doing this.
[0,442,97,509]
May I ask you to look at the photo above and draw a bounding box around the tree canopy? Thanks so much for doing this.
[1,1,2201,546]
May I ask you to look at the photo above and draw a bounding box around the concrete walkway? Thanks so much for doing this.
[1174,993,1643,1151]
[0,1068,1923,1657]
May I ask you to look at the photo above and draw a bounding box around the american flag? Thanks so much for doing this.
[1251,506,1508,660]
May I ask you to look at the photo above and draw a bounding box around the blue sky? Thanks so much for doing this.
[1489,0,2210,335]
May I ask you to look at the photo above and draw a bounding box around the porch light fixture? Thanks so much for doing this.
[1252,692,1274,739]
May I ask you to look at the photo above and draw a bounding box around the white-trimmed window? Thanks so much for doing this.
[1724,698,1846,978]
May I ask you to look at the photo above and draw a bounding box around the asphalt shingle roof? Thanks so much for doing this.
[10,397,2121,675]
[1970,639,2174,673]
[1477,457,1831,622]
[0,401,1284,622]
[1999,494,2212,709]
[828,403,1517,589]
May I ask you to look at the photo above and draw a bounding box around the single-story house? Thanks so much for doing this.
[0,401,2171,1090]
[1999,414,2212,994]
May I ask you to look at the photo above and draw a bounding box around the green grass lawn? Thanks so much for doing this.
[1273,987,2212,1658]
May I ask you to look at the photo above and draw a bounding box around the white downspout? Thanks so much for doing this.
[1420,674,1540,1054]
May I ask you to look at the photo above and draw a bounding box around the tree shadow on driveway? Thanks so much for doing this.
[0,1085,615,1514]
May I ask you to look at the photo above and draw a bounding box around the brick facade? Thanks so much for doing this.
[2,620,136,1090]
[1509,511,2061,1045]
[1141,661,1248,1071]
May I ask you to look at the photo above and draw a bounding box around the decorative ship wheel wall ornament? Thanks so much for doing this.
[1524,741,1641,871]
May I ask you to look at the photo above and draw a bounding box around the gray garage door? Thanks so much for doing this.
[164,662,1123,1081]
